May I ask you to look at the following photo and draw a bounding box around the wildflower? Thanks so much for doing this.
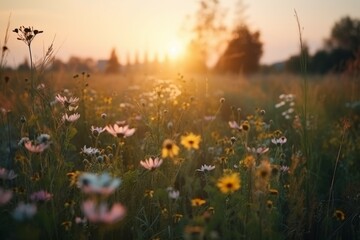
[62,113,80,123]
[77,172,121,195]
[181,133,201,150]
[167,188,180,200]
[75,217,87,224]
[0,187,12,205]
[67,171,81,186]
[269,189,279,196]
[30,190,53,202]
[55,94,79,108]
[216,173,241,194]
[64,200,76,208]
[140,157,163,171]
[220,98,225,103]
[271,136,287,146]
[191,198,206,207]
[242,155,256,169]
[247,146,269,155]
[18,137,30,147]
[228,121,240,130]
[105,124,136,138]
[173,213,183,223]
[334,210,345,221]
[0,168,17,180]
[241,121,250,131]
[13,26,43,46]
[196,164,215,172]
[280,165,290,173]
[37,134,51,144]
[61,221,72,231]
[266,200,273,209]
[81,145,100,156]
[12,202,37,221]
[162,139,180,158]
[82,200,126,224]
[144,190,154,198]
[204,115,216,121]
[24,141,50,153]
[256,160,272,179]
[90,126,106,137]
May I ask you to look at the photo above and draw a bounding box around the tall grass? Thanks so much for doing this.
[0,24,359,240]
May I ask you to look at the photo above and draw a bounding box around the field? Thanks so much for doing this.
[0,24,360,239]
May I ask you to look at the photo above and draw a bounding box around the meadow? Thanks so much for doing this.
[0,28,359,240]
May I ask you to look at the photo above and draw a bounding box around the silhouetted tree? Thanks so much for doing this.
[325,16,360,53]
[184,0,227,72]
[105,48,120,74]
[215,25,263,74]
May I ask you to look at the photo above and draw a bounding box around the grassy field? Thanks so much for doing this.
[0,55,360,240]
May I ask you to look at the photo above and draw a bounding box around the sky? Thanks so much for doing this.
[0,0,359,67]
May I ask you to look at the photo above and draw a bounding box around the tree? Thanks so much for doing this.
[325,16,360,53]
[183,0,227,72]
[105,48,120,74]
[215,25,263,74]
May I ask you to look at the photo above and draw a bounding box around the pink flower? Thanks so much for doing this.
[62,113,80,122]
[105,124,136,138]
[30,190,53,202]
[140,157,163,171]
[55,94,79,108]
[228,121,240,130]
[0,187,12,205]
[24,141,50,153]
[82,200,126,224]
[0,168,17,180]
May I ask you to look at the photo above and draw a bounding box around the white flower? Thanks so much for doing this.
[105,124,136,138]
[196,164,215,172]
[247,146,269,155]
[81,146,100,156]
[90,126,106,136]
[168,190,180,200]
[140,157,163,171]
[77,172,121,195]
[62,113,80,122]
[12,202,37,221]
[271,136,287,145]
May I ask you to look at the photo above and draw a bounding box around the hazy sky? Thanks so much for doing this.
[1,0,359,67]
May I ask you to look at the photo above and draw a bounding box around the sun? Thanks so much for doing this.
[167,40,184,60]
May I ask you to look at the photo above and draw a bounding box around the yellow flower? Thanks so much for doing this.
[216,173,241,194]
[173,213,183,223]
[241,121,250,131]
[191,198,206,207]
[181,133,201,150]
[144,190,154,198]
[162,139,180,158]
[269,189,279,195]
[243,155,255,168]
[61,221,72,231]
[67,171,81,187]
[334,210,345,221]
